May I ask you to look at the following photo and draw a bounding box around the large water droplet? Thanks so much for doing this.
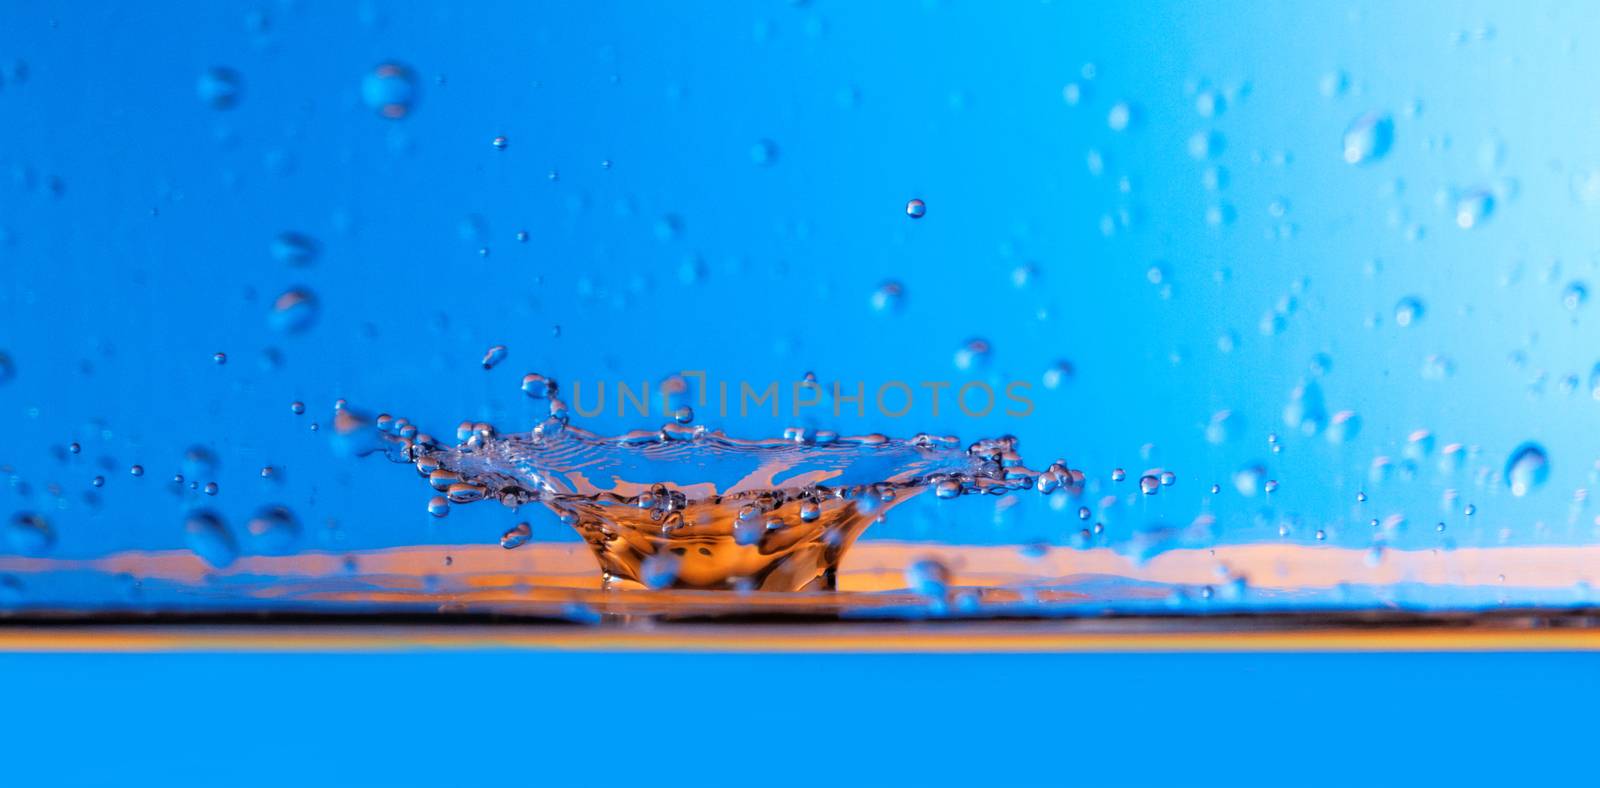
[245,505,300,554]
[269,287,320,333]
[363,62,419,119]
[4,512,54,555]
[1504,443,1549,497]
[184,511,239,568]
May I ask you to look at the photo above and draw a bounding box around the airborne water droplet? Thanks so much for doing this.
[481,345,508,370]
[363,62,418,119]
[269,288,320,334]
[500,522,532,549]
[197,67,243,109]
[271,232,319,267]
[1504,443,1549,497]
[184,511,238,569]
[4,512,54,556]
[1342,112,1394,164]
[1454,189,1495,229]
[1394,296,1425,327]
[905,198,926,219]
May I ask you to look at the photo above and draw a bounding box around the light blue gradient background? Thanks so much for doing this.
[6,0,1598,563]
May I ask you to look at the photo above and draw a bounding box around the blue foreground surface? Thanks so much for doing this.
[1,649,1594,786]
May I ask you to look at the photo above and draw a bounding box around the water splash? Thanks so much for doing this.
[349,374,1066,591]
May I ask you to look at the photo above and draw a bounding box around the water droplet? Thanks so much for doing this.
[953,338,991,371]
[1205,409,1240,445]
[1563,281,1588,311]
[363,62,419,119]
[500,522,532,549]
[1107,101,1133,131]
[1159,471,1176,487]
[1138,474,1160,494]
[934,479,962,499]
[202,481,219,496]
[481,345,508,370]
[1342,112,1394,164]
[1455,189,1495,229]
[184,511,238,568]
[213,352,228,365]
[245,505,300,554]
[1187,130,1225,160]
[427,496,449,517]
[905,198,926,219]
[271,232,319,267]
[269,287,319,334]
[1394,296,1425,327]
[491,135,508,150]
[1264,479,1279,494]
[290,401,305,415]
[4,512,54,555]
[1111,468,1127,482]
[1283,380,1328,436]
[1505,443,1550,497]
[1041,360,1075,390]
[520,372,556,398]
[197,67,242,109]
[904,558,951,599]
[129,464,144,477]
[1232,465,1264,496]
[1326,410,1362,444]
[639,552,681,589]
[750,139,779,166]
[870,281,905,313]
[1077,506,1091,520]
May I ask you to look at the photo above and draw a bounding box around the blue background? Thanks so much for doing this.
[5,0,1598,561]
[2,648,1595,787]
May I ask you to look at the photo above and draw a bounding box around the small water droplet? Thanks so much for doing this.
[271,232,319,267]
[871,281,905,313]
[481,345,508,370]
[1342,112,1394,164]
[750,139,779,166]
[905,198,926,219]
[1454,189,1495,229]
[197,67,243,109]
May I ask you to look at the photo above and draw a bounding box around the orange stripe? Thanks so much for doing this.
[0,626,1597,653]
